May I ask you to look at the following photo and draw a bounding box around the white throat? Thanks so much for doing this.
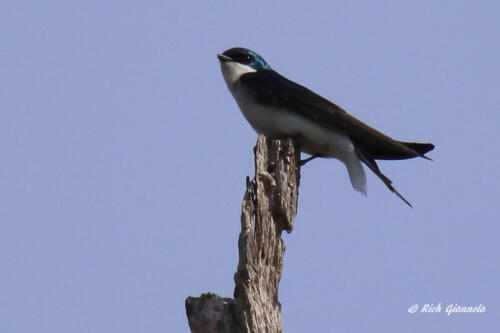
[220,61,256,90]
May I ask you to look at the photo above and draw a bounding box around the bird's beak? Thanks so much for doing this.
[217,54,232,62]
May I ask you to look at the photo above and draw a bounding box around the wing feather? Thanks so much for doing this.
[239,70,432,160]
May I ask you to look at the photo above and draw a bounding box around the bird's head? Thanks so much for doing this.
[217,47,271,71]
[217,47,271,88]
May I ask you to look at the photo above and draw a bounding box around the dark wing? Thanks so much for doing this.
[238,70,434,160]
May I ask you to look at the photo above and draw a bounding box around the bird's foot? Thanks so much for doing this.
[300,154,323,166]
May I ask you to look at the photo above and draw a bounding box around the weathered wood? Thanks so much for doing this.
[186,135,301,333]
[185,293,240,333]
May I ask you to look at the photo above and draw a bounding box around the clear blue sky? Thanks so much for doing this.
[1,1,499,332]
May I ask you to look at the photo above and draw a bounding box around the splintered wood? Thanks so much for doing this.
[186,136,300,333]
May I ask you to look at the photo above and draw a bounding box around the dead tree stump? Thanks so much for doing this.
[186,135,301,333]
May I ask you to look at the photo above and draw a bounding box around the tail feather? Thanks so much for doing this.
[367,140,435,160]
[356,148,413,207]
[402,142,435,156]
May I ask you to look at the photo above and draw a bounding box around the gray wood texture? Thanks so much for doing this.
[186,136,301,333]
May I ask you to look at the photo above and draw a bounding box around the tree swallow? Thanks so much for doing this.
[217,47,434,207]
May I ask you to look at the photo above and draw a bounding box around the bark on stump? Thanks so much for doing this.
[186,135,301,333]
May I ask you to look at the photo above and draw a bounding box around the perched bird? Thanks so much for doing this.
[217,47,434,207]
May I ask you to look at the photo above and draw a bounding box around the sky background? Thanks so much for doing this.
[1,0,499,332]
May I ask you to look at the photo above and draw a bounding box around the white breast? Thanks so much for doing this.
[220,61,256,89]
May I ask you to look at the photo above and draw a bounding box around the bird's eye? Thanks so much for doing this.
[236,54,253,64]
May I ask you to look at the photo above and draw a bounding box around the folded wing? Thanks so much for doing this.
[239,70,434,161]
